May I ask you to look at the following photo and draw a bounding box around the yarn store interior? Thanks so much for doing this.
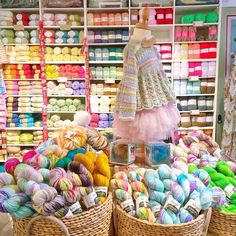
[0,0,236,235]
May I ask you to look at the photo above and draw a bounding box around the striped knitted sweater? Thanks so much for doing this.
[115,39,176,120]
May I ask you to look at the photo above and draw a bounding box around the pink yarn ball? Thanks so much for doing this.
[4,158,20,176]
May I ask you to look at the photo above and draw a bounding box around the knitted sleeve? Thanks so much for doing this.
[115,46,138,120]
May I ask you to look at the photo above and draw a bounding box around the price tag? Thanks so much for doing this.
[69,202,83,214]
[164,195,181,214]
[120,198,135,214]
[184,199,201,218]
[224,184,236,198]
[60,24,71,31]
[14,25,24,30]
[58,77,67,83]
[105,79,115,84]
[95,186,108,197]
[136,196,149,209]
[152,204,161,218]
[193,21,204,27]
[190,110,200,115]
[188,76,199,81]
[82,189,99,209]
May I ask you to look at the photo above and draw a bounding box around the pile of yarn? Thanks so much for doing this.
[188,160,236,214]
[170,131,220,168]
[111,164,216,225]
[0,145,110,219]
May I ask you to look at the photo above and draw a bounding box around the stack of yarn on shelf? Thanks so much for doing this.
[0,10,13,26]
[47,81,85,96]
[90,66,123,80]
[88,30,129,44]
[173,61,216,79]
[47,98,85,112]
[5,46,40,62]
[90,113,114,129]
[111,164,215,224]
[89,47,123,61]
[15,13,39,26]
[90,96,116,113]
[43,13,83,26]
[47,115,73,129]
[3,64,41,79]
[6,113,42,128]
[90,83,118,96]
[45,47,85,62]
[45,30,84,44]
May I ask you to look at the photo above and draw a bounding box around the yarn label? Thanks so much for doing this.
[83,190,99,209]
[193,21,204,27]
[14,25,24,30]
[136,196,149,209]
[95,186,108,197]
[69,202,83,214]
[58,77,67,83]
[164,195,181,214]
[106,79,115,84]
[224,184,236,198]
[65,209,74,217]
[152,205,161,218]
[60,25,71,31]
[189,76,199,81]
[184,199,201,218]
[190,110,200,115]
[120,199,135,214]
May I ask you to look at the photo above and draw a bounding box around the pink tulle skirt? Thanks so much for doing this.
[113,104,180,143]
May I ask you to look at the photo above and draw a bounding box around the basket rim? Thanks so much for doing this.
[212,207,236,216]
[13,192,112,222]
[116,204,206,228]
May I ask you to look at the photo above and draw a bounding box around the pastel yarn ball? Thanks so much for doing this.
[179,208,194,223]
[136,207,156,223]
[171,182,185,205]
[192,169,210,187]
[211,186,226,207]
[158,164,172,180]
[5,158,21,176]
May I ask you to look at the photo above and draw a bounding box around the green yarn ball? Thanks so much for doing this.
[201,166,217,175]
[210,173,225,182]
[54,158,72,170]
[181,14,194,24]
[194,13,206,22]
[226,177,236,188]
[188,164,198,174]
[206,11,218,23]
[216,163,234,178]
[214,178,231,190]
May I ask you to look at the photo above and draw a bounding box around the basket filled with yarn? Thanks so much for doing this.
[111,165,213,236]
[1,137,112,235]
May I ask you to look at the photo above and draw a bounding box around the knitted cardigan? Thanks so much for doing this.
[115,38,176,120]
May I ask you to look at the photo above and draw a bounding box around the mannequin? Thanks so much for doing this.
[113,8,180,162]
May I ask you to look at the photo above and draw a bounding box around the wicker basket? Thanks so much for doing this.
[115,205,211,236]
[13,193,113,236]
[209,208,236,236]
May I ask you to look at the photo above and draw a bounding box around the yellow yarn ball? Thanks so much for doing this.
[74,153,95,173]
[95,153,110,179]
[93,171,110,187]
[86,151,97,163]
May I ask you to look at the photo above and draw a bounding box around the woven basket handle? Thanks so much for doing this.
[26,215,70,236]
[202,208,212,236]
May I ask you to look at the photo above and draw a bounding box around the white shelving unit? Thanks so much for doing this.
[0,0,221,160]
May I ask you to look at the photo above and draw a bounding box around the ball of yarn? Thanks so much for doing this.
[200,188,212,210]
[74,153,95,173]
[158,209,173,224]
[211,186,226,208]
[171,182,185,205]
[5,158,20,175]
[149,190,166,205]
[216,161,234,178]
[67,171,82,187]
[113,172,128,181]
[23,150,50,169]
[38,168,50,183]
[192,169,210,187]
[158,164,172,180]
[68,161,93,186]
[136,207,156,223]
[144,170,164,192]
[128,168,146,182]
[54,158,72,170]
[177,174,190,198]
[0,173,15,187]
[131,181,149,198]
[179,208,194,223]
[110,179,132,195]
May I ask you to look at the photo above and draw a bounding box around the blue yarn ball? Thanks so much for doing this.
[0,166,5,172]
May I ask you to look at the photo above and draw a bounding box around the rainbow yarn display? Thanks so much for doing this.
[111,164,215,225]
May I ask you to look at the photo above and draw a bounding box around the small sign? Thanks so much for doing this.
[105,79,115,84]
[58,77,67,83]
[193,21,204,27]
[188,76,199,81]
[14,25,24,30]
[60,24,71,31]
[190,110,200,115]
